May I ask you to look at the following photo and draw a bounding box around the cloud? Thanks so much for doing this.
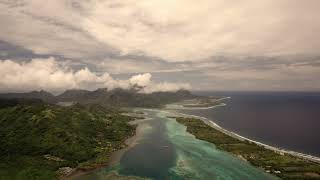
[143,82,191,94]
[1,1,320,92]
[0,1,118,59]
[129,73,191,93]
[0,57,190,93]
[1,0,320,61]
[129,73,151,87]
[96,58,195,75]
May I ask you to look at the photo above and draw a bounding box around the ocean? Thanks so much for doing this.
[77,92,319,179]
[179,91,320,157]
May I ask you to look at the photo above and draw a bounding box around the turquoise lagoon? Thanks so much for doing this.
[78,109,277,180]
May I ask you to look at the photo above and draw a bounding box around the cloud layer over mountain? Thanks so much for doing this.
[0,57,190,93]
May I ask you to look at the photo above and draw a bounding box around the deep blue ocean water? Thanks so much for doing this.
[179,91,320,157]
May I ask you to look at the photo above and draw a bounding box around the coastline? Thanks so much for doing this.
[174,114,320,178]
[65,137,136,180]
[65,111,147,179]
[67,104,320,179]
[170,109,320,164]
[108,113,151,166]
[141,105,320,164]
[165,97,230,110]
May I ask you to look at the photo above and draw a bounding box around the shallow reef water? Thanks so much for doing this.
[79,109,277,180]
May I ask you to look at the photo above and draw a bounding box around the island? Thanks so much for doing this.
[175,117,320,179]
[1,89,320,179]
[0,88,196,179]
[0,99,136,179]
[165,96,228,110]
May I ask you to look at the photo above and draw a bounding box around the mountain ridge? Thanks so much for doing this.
[0,88,197,108]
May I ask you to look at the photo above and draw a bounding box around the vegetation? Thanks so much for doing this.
[181,98,223,108]
[176,117,320,180]
[0,88,196,108]
[0,99,136,180]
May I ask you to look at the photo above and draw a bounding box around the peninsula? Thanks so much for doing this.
[175,116,320,179]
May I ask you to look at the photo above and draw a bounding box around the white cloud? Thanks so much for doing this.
[0,57,190,93]
[128,73,191,93]
[129,73,152,87]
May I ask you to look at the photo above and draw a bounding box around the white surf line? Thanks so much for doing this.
[166,97,231,110]
[170,110,320,164]
[212,96,231,102]
[166,103,227,110]
[139,107,320,164]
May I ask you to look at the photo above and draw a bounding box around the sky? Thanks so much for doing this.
[0,0,320,93]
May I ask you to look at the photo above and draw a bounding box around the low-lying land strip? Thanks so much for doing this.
[175,117,320,179]
[166,97,228,110]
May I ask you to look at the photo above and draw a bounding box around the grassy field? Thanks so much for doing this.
[0,101,136,180]
[176,117,320,180]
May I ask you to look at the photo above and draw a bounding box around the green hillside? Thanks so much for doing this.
[0,99,136,180]
[0,88,196,108]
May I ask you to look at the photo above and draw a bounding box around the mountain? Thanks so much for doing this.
[56,89,90,102]
[0,99,135,179]
[0,88,197,108]
[0,90,56,103]
[0,98,44,108]
[57,88,197,107]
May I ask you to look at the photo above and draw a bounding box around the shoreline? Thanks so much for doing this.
[165,97,230,110]
[68,105,320,179]
[65,138,136,180]
[66,111,148,179]
[169,109,320,164]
